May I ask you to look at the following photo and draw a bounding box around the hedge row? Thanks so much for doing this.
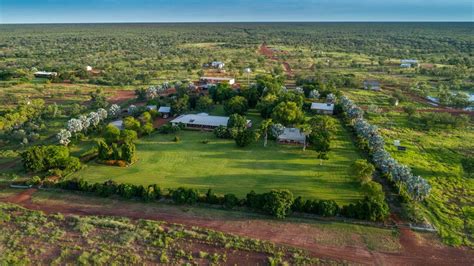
[50,178,388,221]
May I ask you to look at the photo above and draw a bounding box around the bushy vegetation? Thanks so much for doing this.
[0,202,325,265]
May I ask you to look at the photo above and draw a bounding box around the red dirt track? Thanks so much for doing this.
[259,43,294,78]
[2,189,473,265]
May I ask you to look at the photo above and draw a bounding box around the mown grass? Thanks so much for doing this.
[72,116,364,204]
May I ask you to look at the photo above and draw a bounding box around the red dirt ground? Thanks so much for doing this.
[108,90,136,104]
[259,43,294,78]
[2,189,473,265]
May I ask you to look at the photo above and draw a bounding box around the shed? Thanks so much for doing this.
[363,80,381,91]
[277,128,306,146]
[109,120,124,130]
[311,103,334,115]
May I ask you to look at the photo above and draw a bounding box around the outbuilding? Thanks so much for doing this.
[109,120,124,130]
[363,80,381,91]
[171,113,250,130]
[158,106,171,118]
[34,71,58,78]
[277,128,306,146]
[311,102,334,115]
[200,77,235,86]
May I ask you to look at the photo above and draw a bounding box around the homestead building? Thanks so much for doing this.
[363,80,381,91]
[277,128,306,146]
[34,71,58,78]
[171,113,251,130]
[311,102,334,115]
[200,77,235,86]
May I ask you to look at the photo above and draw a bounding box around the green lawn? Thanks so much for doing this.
[72,118,364,204]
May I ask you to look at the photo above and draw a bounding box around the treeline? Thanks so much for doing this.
[47,178,389,222]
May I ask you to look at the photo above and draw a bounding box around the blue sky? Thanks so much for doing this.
[1,0,472,23]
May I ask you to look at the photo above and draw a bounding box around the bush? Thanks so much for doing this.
[353,159,375,184]
[213,126,231,139]
[223,194,239,209]
[249,190,294,218]
[235,129,256,147]
[171,187,199,205]
[173,136,180,142]
[341,196,389,221]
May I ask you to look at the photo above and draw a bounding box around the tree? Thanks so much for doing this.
[259,119,273,147]
[353,159,375,184]
[271,101,304,126]
[224,96,248,115]
[256,93,278,118]
[309,131,331,163]
[309,115,335,133]
[235,128,256,147]
[104,124,121,144]
[241,85,260,108]
[97,139,112,160]
[261,190,294,218]
[196,96,213,111]
[208,83,234,103]
[403,106,416,117]
[121,129,138,143]
[67,118,83,135]
[121,141,136,163]
[362,181,385,202]
[171,95,189,115]
[461,157,474,178]
[108,104,121,118]
[299,124,312,151]
[227,114,247,130]
[123,116,140,132]
[57,129,71,146]
[89,88,108,109]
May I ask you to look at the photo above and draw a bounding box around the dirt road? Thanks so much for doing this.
[2,189,473,265]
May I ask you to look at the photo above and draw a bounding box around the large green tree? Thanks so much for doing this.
[271,101,304,126]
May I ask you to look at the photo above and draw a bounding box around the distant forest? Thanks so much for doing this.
[0,22,472,85]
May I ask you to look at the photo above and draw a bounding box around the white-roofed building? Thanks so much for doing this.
[158,106,171,118]
[200,77,235,85]
[109,120,124,130]
[171,113,251,130]
[34,71,58,78]
[277,128,306,146]
[400,59,418,68]
[311,102,334,115]
[211,61,225,69]
[146,105,157,111]
[363,80,381,91]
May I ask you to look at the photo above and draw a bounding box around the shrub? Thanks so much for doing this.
[213,125,231,139]
[171,187,199,205]
[353,159,375,184]
[173,136,180,142]
[235,129,256,147]
[261,190,294,218]
[223,194,239,209]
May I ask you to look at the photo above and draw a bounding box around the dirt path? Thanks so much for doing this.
[108,90,136,104]
[2,190,473,265]
[259,43,294,78]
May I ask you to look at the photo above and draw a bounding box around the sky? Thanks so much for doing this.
[1,0,472,24]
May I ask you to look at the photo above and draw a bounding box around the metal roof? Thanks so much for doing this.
[171,113,229,127]
[158,106,171,113]
[311,102,334,111]
[278,128,306,142]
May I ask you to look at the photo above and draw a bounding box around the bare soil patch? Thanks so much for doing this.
[2,189,472,265]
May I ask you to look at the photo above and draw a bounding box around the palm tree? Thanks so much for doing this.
[299,124,312,151]
[260,119,273,147]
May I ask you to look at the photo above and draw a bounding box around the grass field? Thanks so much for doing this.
[72,118,364,204]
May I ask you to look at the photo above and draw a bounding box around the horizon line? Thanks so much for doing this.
[1,20,473,25]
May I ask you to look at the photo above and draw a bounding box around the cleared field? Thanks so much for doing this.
[72,119,364,204]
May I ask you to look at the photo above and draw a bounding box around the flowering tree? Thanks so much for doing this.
[294,87,304,94]
[309,90,320,99]
[326,93,336,103]
[339,95,431,201]
[108,104,121,118]
[88,112,100,127]
[67,118,83,134]
[97,108,108,121]
[146,86,158,100]
[57,129,71,146]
